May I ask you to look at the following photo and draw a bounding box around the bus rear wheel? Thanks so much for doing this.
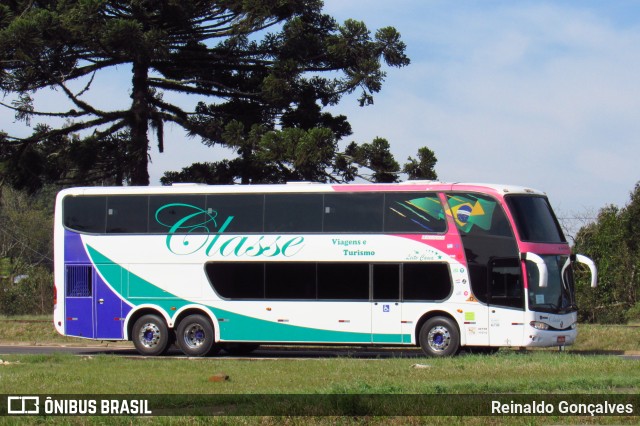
[419,317,460,357]
[132,314,170,356]
[176,314,217,357]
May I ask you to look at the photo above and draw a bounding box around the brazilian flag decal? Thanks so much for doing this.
[389,195,445,231]
[447,195,496,233]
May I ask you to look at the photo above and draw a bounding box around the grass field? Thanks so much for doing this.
[0,317,638,424]
[0,351,638,424]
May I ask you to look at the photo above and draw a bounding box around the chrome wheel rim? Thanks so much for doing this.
[427,325,451,352]
[183,323,207,349]
[139,323,161,349]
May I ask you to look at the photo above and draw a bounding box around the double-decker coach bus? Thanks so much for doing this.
[53,182,597,357]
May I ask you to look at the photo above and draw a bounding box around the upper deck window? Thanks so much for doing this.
[506,195,565,243]
[63,196,106,234]
[63,191,447,235]
[384,193,446,233]
[446,193,513,238]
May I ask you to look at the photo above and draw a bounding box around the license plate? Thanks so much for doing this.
[557,336,566,344]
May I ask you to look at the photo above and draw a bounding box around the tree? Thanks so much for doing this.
[404,146,438,181]
[573,183,640,323]
[160,126,438,185]
[0,128,137,192]
[1,0,409,185]
[0,186,54,315]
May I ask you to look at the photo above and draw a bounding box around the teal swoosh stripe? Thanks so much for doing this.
[85,244,410,344]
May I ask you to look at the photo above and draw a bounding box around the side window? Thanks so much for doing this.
[205,263,264,299]
[149,195,208,234]
[323,193,384,233]
[372,264,400,300]
[403,263,452,301]
[63,196,107,233]
[207,194,264,233]
[106,196,149,233]
[384,193,446,233]
[446,193,513,237]
[265,263,317,299]
[265,194,323,233]
[489,258,524,309]
[317,263,369,299]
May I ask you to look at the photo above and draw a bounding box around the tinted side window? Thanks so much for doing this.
[149,195,208,234]
[384,192,446,233]
[207,194,264,233]
[403,263,452,301]
[372,264,400,300]
[265,263,317,299]
[324,194,384,233]
[489,258,524,309]
[106,196,149,233]
[447,193,513,237]
[63,196,107,233]
[317,263,369,299]
[265,194,323,233]
[206,263,264,299]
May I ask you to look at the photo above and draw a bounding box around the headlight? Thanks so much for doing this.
[570,323,576,329]
[529,321,550,330]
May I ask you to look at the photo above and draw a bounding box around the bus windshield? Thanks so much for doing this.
[506,195,565,243]
[526,255,576,314]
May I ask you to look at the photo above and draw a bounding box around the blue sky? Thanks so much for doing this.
[318,0,640,233]
[2,1,639,235]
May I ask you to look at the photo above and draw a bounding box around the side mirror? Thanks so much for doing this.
[575,254,598,288]
[521,252,548,288]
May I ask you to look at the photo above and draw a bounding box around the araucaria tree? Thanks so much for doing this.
[0,0,411,185]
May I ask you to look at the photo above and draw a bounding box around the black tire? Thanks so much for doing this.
[223,343,260,355]
[176,314,217,357]
[132,314,170,356]
[418,316,460,357]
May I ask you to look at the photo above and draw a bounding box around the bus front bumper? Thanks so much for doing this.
[524,329,577,347]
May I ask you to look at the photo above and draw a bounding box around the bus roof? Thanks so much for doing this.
[57,181,546,198]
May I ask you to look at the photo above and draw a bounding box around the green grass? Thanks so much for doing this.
[0,351,637,395]
[0,258,10,277]
[0,316,89,345]
[0,352,638,424]
[567,324,640,352]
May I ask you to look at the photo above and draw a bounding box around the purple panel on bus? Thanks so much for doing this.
[64,230,131,339]
[64,229,92,264]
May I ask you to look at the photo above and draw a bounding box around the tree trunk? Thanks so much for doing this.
[129,60,151,185]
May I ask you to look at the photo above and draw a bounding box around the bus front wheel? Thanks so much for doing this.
[419,317,460,357]
[176,314,217,357]
[132,314,170,356]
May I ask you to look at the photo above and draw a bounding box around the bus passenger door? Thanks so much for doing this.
[488,258,526,347]
[371,264,403,343]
